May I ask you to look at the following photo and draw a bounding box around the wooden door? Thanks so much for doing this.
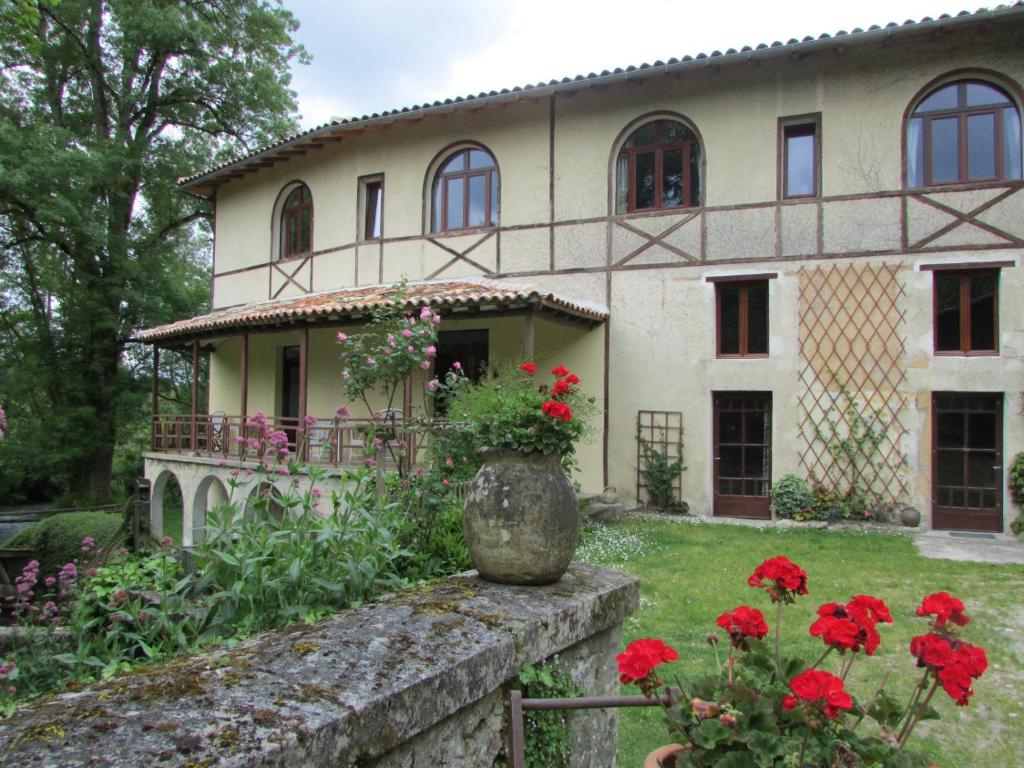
[713,392,772,519]
[932,392,1003,532]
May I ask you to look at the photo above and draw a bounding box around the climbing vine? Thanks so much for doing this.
[496,662,581,768]
[639,438,686,511]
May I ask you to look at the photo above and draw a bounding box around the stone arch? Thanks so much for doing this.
[150,469,184,543]
[192,474,231,545]
[244,480,286,523]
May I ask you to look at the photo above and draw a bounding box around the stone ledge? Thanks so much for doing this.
[0,563,638,768]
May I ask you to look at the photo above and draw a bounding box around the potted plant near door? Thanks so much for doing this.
[445,363,595,585]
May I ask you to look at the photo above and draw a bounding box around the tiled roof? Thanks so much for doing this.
[134,278,609,344]
[179,3,1024,194]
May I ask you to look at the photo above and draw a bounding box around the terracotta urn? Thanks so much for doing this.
[643,743,689,767]
[462,449,579,585]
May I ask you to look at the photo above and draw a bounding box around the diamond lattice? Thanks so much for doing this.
[797,263,910,505]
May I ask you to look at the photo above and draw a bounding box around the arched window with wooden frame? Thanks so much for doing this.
[278,183,313,259]
[906,79,1023,187]
[430,147,498,233]
[615,118,702,213]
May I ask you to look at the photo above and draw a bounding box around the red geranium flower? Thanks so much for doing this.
[716,605,769,648]
[787,669,853,719]
[551,379,571,397]
[916,592,969,628]
[617,638,679,684]
[937,642,987,706]
[747,556,809,602]
[518,362,537,374]
[563,373,580,385]
[910,633,954,669]
[810,596,891,656]
[551,365,570,377]
[541,400,573,422]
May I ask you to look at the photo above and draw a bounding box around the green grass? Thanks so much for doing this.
[576,518,1024,767]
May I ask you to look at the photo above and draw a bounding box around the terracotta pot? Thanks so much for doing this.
[462,449,579,585]
[643,743,689,768]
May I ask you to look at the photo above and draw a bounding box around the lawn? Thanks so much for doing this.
[575,518,1024,768]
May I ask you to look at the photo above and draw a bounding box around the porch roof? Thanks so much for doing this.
[134,277,609,346]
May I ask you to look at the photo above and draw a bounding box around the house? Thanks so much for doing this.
[137,5,1024,543]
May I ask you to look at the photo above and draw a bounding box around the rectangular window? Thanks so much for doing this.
[359,176,383,241]
[933,270,999,354]
[780,117,820,198]
[716,280,769,357]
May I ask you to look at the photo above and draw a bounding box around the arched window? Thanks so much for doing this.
[907,80,1022,187]
[616,119,701,213]
[279,183,313,259]
[431,147,498,232]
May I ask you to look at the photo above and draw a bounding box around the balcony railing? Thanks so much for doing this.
[150,413,426,470]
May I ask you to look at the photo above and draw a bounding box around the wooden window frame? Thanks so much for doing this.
[715,280,770,359]
[620,121,700,213]
[279,184,313,260]
[358,175,384,242]
[932,268,1000,356]
[432,148,497,233]
[778,114,821,199]
[908,80,1019,188]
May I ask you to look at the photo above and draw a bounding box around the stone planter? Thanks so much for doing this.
[463,449,579,585]
[643,743,688,767]
[900,505,922,528]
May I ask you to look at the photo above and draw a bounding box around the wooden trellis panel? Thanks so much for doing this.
[635,410,684,506]
[797,263,910,505]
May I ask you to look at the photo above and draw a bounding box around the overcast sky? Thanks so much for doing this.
[285,0,977,129]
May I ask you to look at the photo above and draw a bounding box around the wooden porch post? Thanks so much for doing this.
[240,333,249,418]
[298,327,308,461]
[522,310,535,359]
[151,346,160,450]
[190,341,199,451]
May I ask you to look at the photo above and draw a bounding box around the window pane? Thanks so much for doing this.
[300,208,311,252]
[661,120,694,143]
[1004,109,1023,180]
[489,172,498,225]
[967,113,996,180]
[930,117,960,183]
[662,149,683,207]
[936,450,965,487]
[445,177,464,229]
[965,83,1008,107]
[969,272,996,351]
[627,122,657,148]
[745,410,766,443]
[467,174,486,227]
[615,154,629,213]
[907,117,924,187]
[935,273,961,351]
[967,411,996,450]
[364,181,382,239]
[718,411,743,444]
[442,152,465,173]
[719,446,742,478]
[468,149,493,169]
[719,285,740,354]
[744,447,765,479]
[432,178,442,231]
[747,282,769,354]
[917,85,958,113]
[785,130,815,196]
[936,411,964,448]
[634,152,655,209]
[967,451,996,488]
[689,147,701,205]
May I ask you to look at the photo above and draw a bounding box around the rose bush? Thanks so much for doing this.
[619,555,988,766]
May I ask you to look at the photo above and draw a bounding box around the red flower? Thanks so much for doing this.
[617,638,679,684]
[551,380,571,397]
[910,633,954,669]
[551,365,570,377]
[518,362,537,375]
[541,400,573,422]
[782,695,798,711]
[716,605,769,648]
[810,596,891,656]
[909,634,987,707]
[847,595,893,625]
[563,373,580,385]
[747,556,809,602]
[916,592,969,628]
[809,614,862,652]
[788,669,853,719]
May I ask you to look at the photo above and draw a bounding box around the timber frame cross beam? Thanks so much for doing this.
[506,687,680,768]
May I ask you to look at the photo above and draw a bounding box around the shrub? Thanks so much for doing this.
[388,468,471,578]
[2,512,121,579]
[639,438,686,511]
[769,475,816,520]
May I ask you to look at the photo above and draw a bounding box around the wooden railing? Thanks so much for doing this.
[150,413,426,471]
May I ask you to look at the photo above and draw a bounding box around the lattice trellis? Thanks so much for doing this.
[797,263,910,505]
[636,410,684,507]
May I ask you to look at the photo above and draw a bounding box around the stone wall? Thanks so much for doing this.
[0,564,638,767]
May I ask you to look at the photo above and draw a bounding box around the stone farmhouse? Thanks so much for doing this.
[137,5,1024,542]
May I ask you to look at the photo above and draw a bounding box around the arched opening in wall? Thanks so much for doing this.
[270,180,314,262]
[192,474,231,545]
[423,141,500,233]
[244,481,286,523]
[150,470,184,545]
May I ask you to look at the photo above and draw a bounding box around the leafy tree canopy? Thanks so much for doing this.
[0,0,307,501]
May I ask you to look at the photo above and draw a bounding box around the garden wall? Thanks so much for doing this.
[0,563,638,767]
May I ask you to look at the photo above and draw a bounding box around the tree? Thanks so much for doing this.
[0,0,306,501]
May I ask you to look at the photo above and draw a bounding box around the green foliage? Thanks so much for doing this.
[639,438,686,510]
[769,474,817,521]
[496,662,581,768]
[1009,453,1024,535]
[387,468,471,578]
[2,511,121,578]
[0,0,305,500]
[444,364,596,459]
